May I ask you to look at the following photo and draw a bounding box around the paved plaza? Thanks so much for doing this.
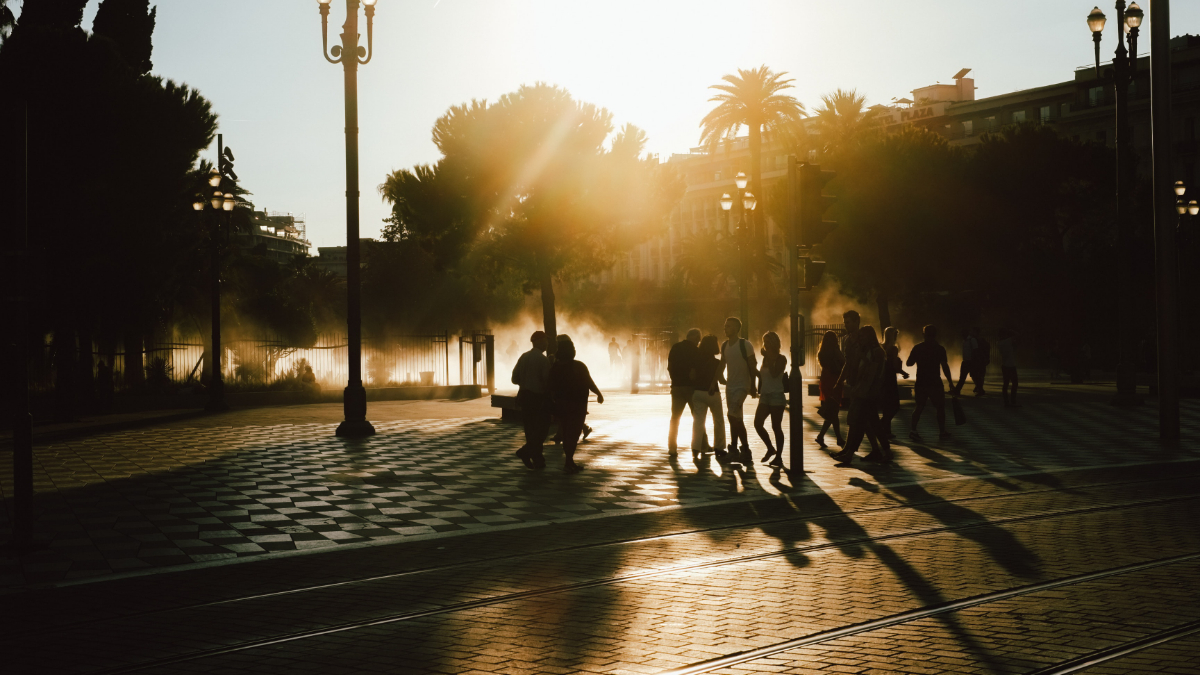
[2,383,1199,673]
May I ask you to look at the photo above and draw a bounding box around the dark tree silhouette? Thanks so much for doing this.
[92,0,156,75]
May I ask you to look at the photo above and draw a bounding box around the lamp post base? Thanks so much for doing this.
[337,384,375,437]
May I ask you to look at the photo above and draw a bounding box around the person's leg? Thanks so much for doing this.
[668,387,689,451]
[753,402,774,458]
[842,401,865,457]
[690,393,707,454]
[817,401,833,445]
[974,363,986,394]
[954,360,971,394]
[710,391,727,454]
[770,407,785,462]
[515,391,537,468]
[910,389,928,439]
[726,388,748,453]
[562,415,585,471]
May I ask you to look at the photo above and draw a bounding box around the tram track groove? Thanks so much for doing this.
[77,491,1200,674]
[14,472,1196,637]
[1025,618,1200,674]
[656,553,1200,675]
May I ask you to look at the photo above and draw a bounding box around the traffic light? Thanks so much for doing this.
[801,257,826,290]
[797,163,836,247]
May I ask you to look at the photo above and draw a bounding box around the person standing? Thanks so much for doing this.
[998,328,1019,408]
[690,335,725,460]
[549,338,603,474]
[907,325,956,443]
[836,325,888,464]
[880,326,909,440]
[608,337,622,373]
[815,331,845,448]
[720,317,757,464]
[953,328,978,396]
[754,331,787,468]
[512,331,551,469]
[667,329,701,454]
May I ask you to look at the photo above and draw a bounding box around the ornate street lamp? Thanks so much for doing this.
[318,0,377,437]
[1087,2,1142,406]
[194,135,236,412]
[724,173,755,339]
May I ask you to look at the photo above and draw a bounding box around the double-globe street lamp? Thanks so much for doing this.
[1175,182,1199,372]
[720,171,757,340]
[1087,2,1143,405]
[318,0,377,437]
[192,166,236,412]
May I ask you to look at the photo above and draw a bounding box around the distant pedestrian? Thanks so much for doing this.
[953,328,979,396]
[608,337,622,372]
[690,335,725,460]
[836,325,888,464]
[998,328,1019,408]
[838,310,863,410]
[754,331,787,468]
[815,331,845,449]
[549,338,603,474]
[720,317,758,464]
[512,331,551,470]
[907,324,956,443]
[880,326,909,440]
[973,327,990,396]
[667,329,702,454]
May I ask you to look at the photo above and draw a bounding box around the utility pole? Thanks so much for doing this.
[1150,0,1180,439]
[786,156,804,478]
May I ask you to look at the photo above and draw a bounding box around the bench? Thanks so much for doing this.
[491,394,523,422]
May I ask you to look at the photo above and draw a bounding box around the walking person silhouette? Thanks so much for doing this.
[880,326,909,440]
[512,331,551,469]
[719,317,757,464]
[690,335,725,460]
[815,330,845,449]
[754,331,787,468]
[667,329,701,454]
[907,324,956,443]
[835,325,889,464]
[549,337,603,474]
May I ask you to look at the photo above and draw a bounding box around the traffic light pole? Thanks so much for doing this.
[786,156,805,478]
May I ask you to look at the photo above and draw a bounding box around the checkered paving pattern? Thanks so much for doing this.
[1,393,1198,587]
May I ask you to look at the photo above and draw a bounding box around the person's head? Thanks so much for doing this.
[819,330,840,354]
[557,338,577,362]
[699,334,719,356]
[761,331,781,355]
[530,331,547,352]
[304,365,313,373]
[859,325,880,349]
[884,326,898,346]
[686,328,702,346]
[610,337,616,343]
[923,325,939,343]
[724,317,742,339]
[843,310,860,330]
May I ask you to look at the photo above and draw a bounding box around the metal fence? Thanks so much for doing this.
[630,329,676,389]
[803,323,845,379]
[458,331,494,391]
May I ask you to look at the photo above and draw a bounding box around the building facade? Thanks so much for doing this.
[236,210,311,263]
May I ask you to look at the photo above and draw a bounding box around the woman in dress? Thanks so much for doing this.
[880,326,909,440]
[754,331,787,467]
[816,331,844,448]
[689,334,725,460]
[548,338,603,474]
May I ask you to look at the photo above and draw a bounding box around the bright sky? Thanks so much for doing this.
[59,0,1200,249]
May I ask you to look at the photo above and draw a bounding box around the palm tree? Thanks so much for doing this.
[811,88,880,164]
[1,0,15,44]
[699,65,805,311]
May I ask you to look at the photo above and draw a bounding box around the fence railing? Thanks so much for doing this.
[458,331,494,391]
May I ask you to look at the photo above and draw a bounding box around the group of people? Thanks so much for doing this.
[666,317,790,467]
[511,331,603,474]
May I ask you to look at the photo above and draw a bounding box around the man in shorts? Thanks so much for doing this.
[906,324,957,443]
[720,317,757,464]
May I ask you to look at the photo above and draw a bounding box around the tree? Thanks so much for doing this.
[92,0,156,75]
[0,0,15,44]
[699,65,805,287]
[809,88,880,165]
[381,83,681,354]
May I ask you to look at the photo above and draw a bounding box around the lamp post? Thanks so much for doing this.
[1087,2,1143,405]
[1175,182,1198,375]
[318,0,376,437]
[722,172,756,340]
[192,157,236,412]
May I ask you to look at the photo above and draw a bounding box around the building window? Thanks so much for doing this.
[963,120,974,137]
[1089,86,1104,107]
[1039,106,1051,123]
[985,116,996,132]
[714,172,721,181]
[1061,102,1072,117]
[1012,110,1026,124]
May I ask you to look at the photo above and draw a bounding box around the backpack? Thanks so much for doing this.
[976,337,992,365]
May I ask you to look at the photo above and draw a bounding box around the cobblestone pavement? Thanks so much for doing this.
[2,387,1200,674]
[1,389,1198,587]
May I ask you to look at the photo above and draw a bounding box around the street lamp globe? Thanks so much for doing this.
[363,0,377,4]
[208,168,222,188]
[210,190,223,210]
[317,0,331,4]
[222,193,236,211]
[1174,181,1187,196]
[735,172,748,190]
[743,192,757,211]
[1177,200,1188,215]
[720,193,733,211]
[1124,3,1143,30]
[1087,7,1106,33]
[1190,201,1200,216]
[192,197,205,211]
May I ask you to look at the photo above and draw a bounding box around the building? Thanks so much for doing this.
[602,34,1200,290]
[316,239,375,278]
[236,210,311,263]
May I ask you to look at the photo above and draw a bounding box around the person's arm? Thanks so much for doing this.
[941,352,956,394]
[584,364,604,404]
[511,355,522,386]
[747,341,759,396]
[906,347,917,368]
